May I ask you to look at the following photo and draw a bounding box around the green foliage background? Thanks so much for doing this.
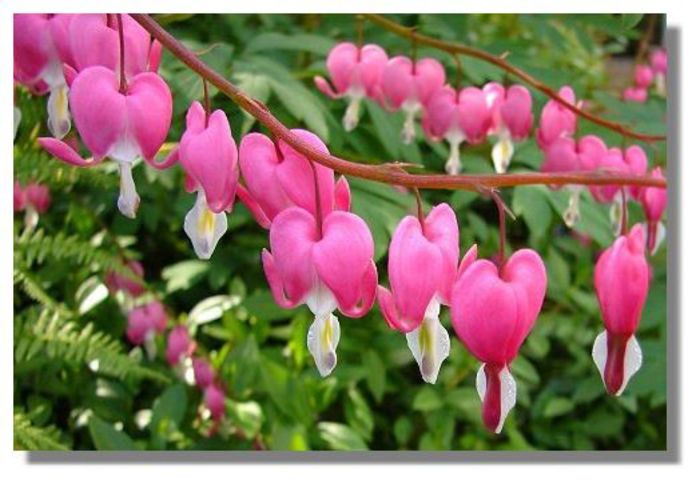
[13,13,667,451]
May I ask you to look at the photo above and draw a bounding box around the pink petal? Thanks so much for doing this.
[458,87,491,144]
[314,76,340,99]
[265,207,318,308]
[313,211,376,317]
[423,203,459,302]
[334,176,352,211]
[38,137,98,166]
[126,72,172,161]
[500,85,533,140]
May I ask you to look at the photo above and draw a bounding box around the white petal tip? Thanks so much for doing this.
[406,310,450,385]
[476,364,517,434]
[491,136,514,174]
[184,192,228,260]
[592,331,643,397]
[47,85,71,139]
[307,313,341,378]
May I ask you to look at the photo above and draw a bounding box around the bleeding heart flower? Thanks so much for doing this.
[262,207,377,377]
[314,42,388,131]
[193,358,215,389]
[451,249,547,433]
[623,86,648,103]
[650,48,667,75]
[377,204,463,383]
[38,65,173,218]
[174,102,239,260]
[127,301,168,359]
[592,224,649,396]
[105,260,145,298]
[238,130,350,229]
[541,135,607,227]
[483,83,533,173]
[423,85,490,174]
[640,167,667,254]
[204,384,226,421]
[15,182,52,229]
[634,64,654,89]
[166,325,196,367]
[68,14,161,80]
[14,14,75,138]
[380,56,445,144]
[590,145,648,205]
[14,181,26,213]
[535,86,578,149]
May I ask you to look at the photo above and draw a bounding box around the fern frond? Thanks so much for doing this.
[15,229,136,278]
[14,411,69,451]
[15,309,170,383]
[14,267,74,318]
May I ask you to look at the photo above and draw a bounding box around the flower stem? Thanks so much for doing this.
[412,187,425,232]
[202,77,211,127]
[131,14,667,192]
[117,14,128,93]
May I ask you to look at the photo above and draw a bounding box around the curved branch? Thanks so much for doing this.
[365,14,666,143]
[132,14,666,191]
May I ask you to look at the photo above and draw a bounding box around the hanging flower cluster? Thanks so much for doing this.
[315,41,534,175]
[14,180,52,230]
[16,14,668,435]
[622,48,668,102]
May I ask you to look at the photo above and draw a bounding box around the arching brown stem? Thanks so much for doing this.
[365,14,666,143]
[131,14,666,192]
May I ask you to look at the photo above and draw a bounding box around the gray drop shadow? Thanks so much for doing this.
[24,25,680,466]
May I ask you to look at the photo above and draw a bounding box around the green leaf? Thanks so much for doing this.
[512,185,552,240]
[393,416,413,447]
[344,386,374,441]
[362,349,387,403]
[88,415,136,450]
[244,32,335,56]
[621,14,644,30]
[161,260,209,293]
[229,400,263,439]
[150,384,187,442]
[188,295,242,325]
[365,101,401,159]
[317,422,368,450]
[413,387,443,412]
[543,397,575,418]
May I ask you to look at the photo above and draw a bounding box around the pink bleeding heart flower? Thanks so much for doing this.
[166,325,196,367]
[623,86,648,103]
[68,14,161,81]
[634,64,654,89]
[640,167,667,254]
[17,182,52,229]
[24,183,52,214]
[590,145,648,206]
[105,260,145,298]
[14,14,75,138]
[592,224,649,396]
[38,65,173,218]
[262,207,377,377]
[541,135,607,227]
[204,384,226,421]
[378,204,463,383]
[174,101,239,259]
[238,129,350,229]
[314,42,388,131]
[650,48,667,76]
[451,249,547,433]
[483,83,533,173]
[380,56,445,143]
[423,85,490,174]
[536,86,578,149]
[14,181,26,213]
[193,358,215,389]
[126,301,168,360]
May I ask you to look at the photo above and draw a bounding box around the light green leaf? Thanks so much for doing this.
[317,422,368,450]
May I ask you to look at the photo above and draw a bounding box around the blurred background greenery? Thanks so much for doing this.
[13,13,667,451]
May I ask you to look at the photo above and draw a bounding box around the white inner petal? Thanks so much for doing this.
[405,299,450,384]
[490,131,514,174]
[400,98,421,144]
[475,364,517,434]
[609,192,624,236]
[307,312,341,377]
[183,190,228,260]
[305,281,338,317]
[116,161,140,218]
[563,185,582,228]
[47,83,71,139]
[444,126,465,175]
[342,94,363,132]
[591,330,644,396]
[14,106,22,140]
